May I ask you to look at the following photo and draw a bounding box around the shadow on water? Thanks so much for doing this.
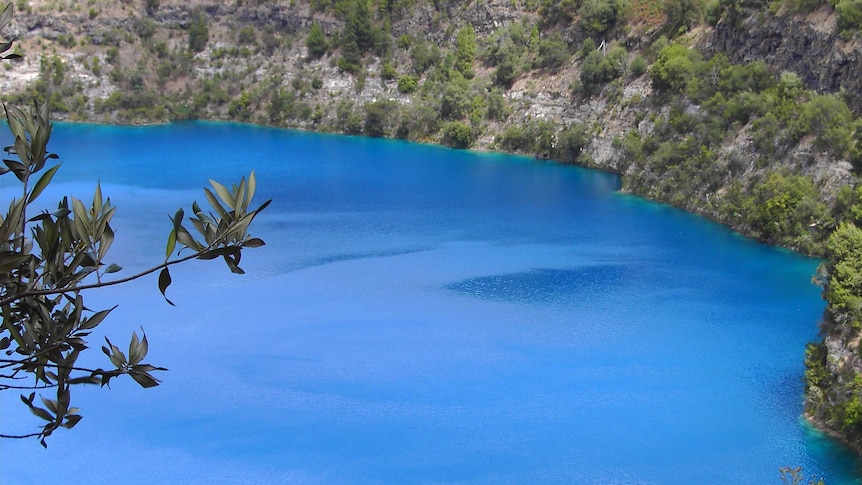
[445,265,628,304]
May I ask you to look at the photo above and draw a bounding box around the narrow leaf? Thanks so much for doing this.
[129,371,160,388]
[243,238,266,248]
[209,179,235,210]
[79,305,116,330]
[27,164,60,204]
[158,267,175,306]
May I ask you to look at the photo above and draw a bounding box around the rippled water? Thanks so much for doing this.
[1,122,859,483]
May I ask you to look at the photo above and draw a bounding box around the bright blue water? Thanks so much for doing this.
[1,121,860,483]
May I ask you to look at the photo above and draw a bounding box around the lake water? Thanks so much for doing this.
[1,121,860,483]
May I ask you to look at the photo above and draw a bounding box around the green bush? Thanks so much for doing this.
[662,0,704,35]
[580,47,625,94]
[537,34,570,72]
[397,75,418,93]
[630,55,647,77]
[539,0,579,25]
[364,100,397,137]
[381,62,397,80]
[137,18,156,39]
[440,74,471,120]
[579,0,629,36]
[650,44,700,93]
[836,0,862,33]
[442,121,474,148]
[556,124,589,163]
[410,40,441,74]
[238,26,257,46]
[795,94,854,156]
[494,53,518,87]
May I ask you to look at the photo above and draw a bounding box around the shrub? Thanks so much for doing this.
[410,40,441,74]
[381,62,397,80]
[238,26,257,46]
[630,55,647,77]
[364,100,397,137]
[442,121,474,148]
[650,44,699,93]
[836,0,862,34]
[556,124,589,163]
[579,0,629,36]
[536,34,570,72]
[137,18,156,39]
[397,75,418,93]
[494,54,518,87]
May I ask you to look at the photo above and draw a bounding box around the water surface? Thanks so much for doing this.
[1,122,859,483]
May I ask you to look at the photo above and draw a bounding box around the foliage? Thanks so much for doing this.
[650,43,700,93]
[0,103,269,445]
[238,26,257,46]
[364,100,397,137]
[440,72,471,120]
[397,74,418,93]
[750,171,824,245]
[556,124,590,163]
[579,0,629,36]
[822,222,862,325]
[410,39,441,74]
[455,26,477,78]
[381,61,397,80]
[336,100,363,133]
[662,0,704,35]
[497,119,558,158]
[580,45,627,95]
[794,94,855,157]
[442,121,474,148]
[536,34,570,73]
[539,0,579,26]
[630,54,647,77]
[494,54,518,87]
[306,22,329,59]
[188,12,209,53]
[836,0,862,34]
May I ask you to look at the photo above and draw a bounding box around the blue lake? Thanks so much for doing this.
[1,121,860,483]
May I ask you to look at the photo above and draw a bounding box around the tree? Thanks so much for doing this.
[578,0,629,37]
[663,0,704,36]
[306,22,329,59]
[0,4,269,445]
[536,34,570,73]
[650,43,699,93]
[188,11,209,53]
[454,26,476,78]
[442,121,474,148]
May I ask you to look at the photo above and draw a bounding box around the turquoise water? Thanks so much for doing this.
[1,121,860,483]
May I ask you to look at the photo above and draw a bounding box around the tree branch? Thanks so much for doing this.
[0,432,41,439]
[0,248,202,307]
